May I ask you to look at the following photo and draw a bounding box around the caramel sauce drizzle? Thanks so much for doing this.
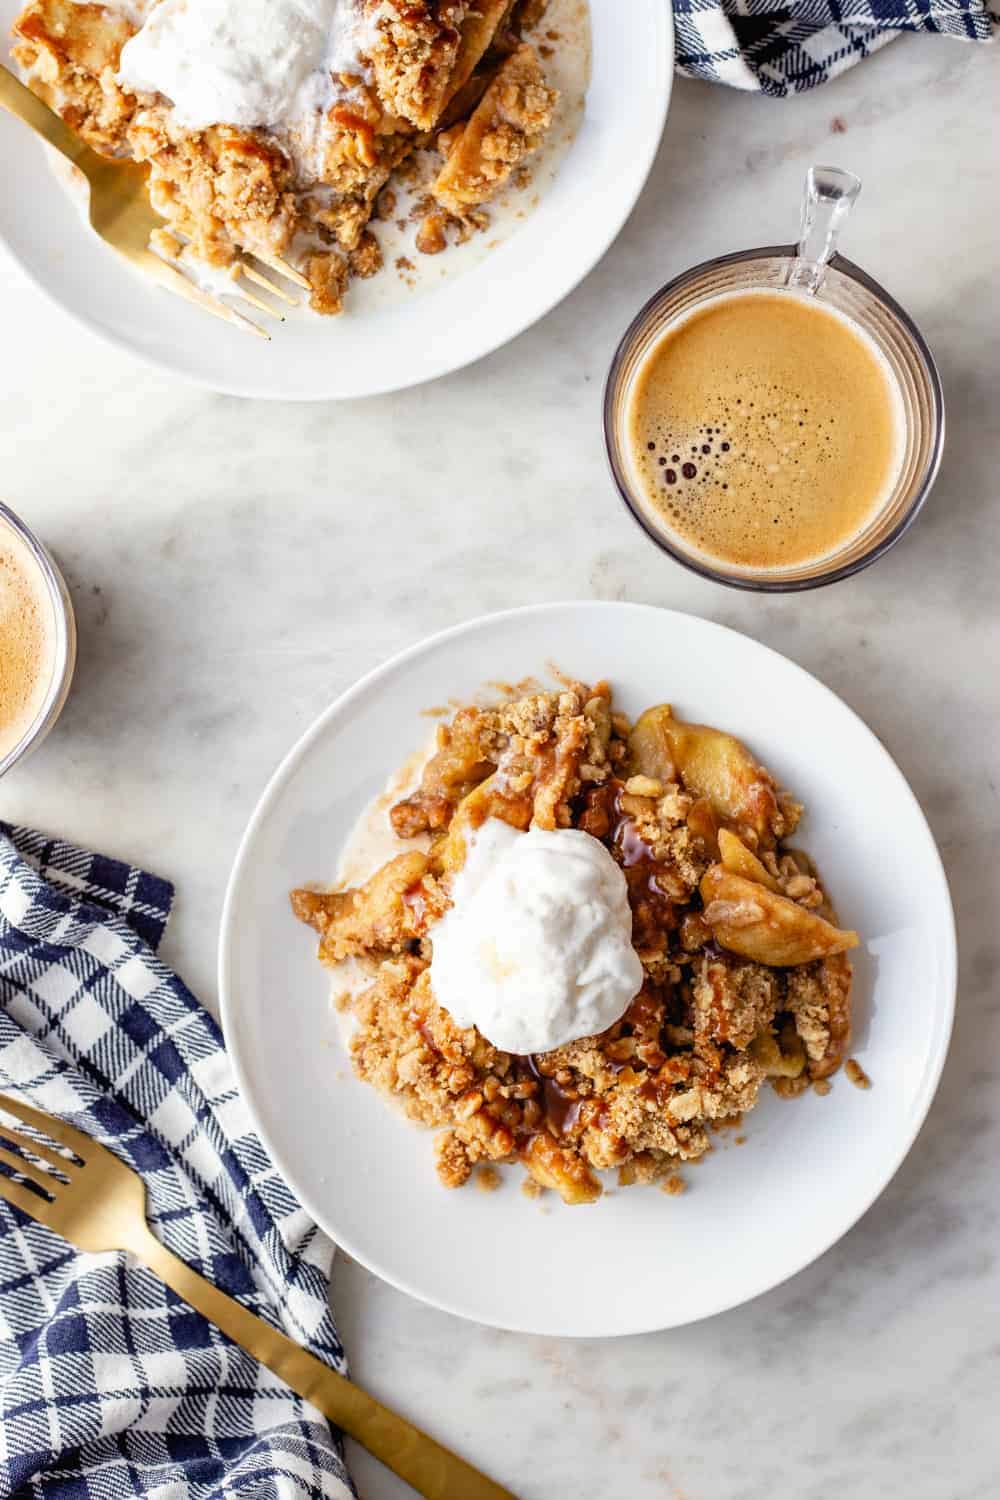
[578,779,679,951]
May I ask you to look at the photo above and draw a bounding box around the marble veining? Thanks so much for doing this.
[1,35,998,1500]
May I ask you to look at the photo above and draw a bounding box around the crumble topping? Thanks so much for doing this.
[10,0,564,313]
[292,684,859,1205]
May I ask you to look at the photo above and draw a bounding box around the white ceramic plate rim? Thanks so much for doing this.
[220,601,956,1337]
[0,3,672,399]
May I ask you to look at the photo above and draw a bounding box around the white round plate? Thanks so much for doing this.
[0,2,671,399]
[219,603,955,1337]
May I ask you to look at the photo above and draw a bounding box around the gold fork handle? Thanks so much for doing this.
[135,1230,516,1500]
[0,64,91,165]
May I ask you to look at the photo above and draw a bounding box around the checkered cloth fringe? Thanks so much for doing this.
[675,0,997,94]
[0,825,354,1500]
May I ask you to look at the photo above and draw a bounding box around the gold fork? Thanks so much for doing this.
[0,65,310,339]
[0,1094,516,1500]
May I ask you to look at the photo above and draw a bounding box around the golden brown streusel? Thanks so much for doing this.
[292,684,859,1204]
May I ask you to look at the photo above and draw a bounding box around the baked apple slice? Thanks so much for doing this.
[431,43,557,214]
[700,866,858,966]
[290,849,429,961]
[630,706,799,842]
[717,828,781,892]
[521,1131,602,1205]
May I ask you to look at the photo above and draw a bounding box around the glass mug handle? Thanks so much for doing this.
[786,165,862,295]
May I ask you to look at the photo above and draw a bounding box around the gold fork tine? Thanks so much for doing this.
[0,1169,53,1218]
[252,251,311,291]
[141,254,270,339]
[239,264,299,307]
[0,1121,78,1172]
[0,1144,56,1193]
[160,249,284,320]
[226,279,285,322]
[0,1092,88,1155]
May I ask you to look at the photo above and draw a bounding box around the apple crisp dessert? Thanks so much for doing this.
[9,0,567,315]
[291,683,859,1204]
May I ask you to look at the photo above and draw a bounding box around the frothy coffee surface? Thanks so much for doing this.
[627,290,904,571]
[0,523,55,762]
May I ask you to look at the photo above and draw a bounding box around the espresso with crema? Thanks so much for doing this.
[0,524,56,762]
[626,291,905,571]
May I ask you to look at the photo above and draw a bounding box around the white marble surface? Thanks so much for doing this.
[2,33,999,1500]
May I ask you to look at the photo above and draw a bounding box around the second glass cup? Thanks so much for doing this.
[604,169,944,591]
[0,501,76,778]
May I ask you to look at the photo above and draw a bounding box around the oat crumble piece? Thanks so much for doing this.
[363,0,469,131]
[845,1058,871,1090]
[350,229,383,279]
[415,209,449,255]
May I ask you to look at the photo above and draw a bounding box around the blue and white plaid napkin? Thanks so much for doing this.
[676,0,997,94]
[0,825,354,1500]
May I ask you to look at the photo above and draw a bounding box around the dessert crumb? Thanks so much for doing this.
[813,1078,832,1096]
[416,210,448,255]
[476,1165,502,1193]
[661,1173,686,1197]
[773,1074,811,1099]
[521,1177,543,1200]
[845,1058,871,1090]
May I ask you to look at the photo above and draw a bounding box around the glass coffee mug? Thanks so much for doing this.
[604,167,944,591]
[0,501,76,776]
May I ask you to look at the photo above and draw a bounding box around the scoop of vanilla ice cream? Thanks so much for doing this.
[430,819,644,1055]
[118,0,369,132]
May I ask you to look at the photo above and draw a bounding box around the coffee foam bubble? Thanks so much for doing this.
[637,376,846,556]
